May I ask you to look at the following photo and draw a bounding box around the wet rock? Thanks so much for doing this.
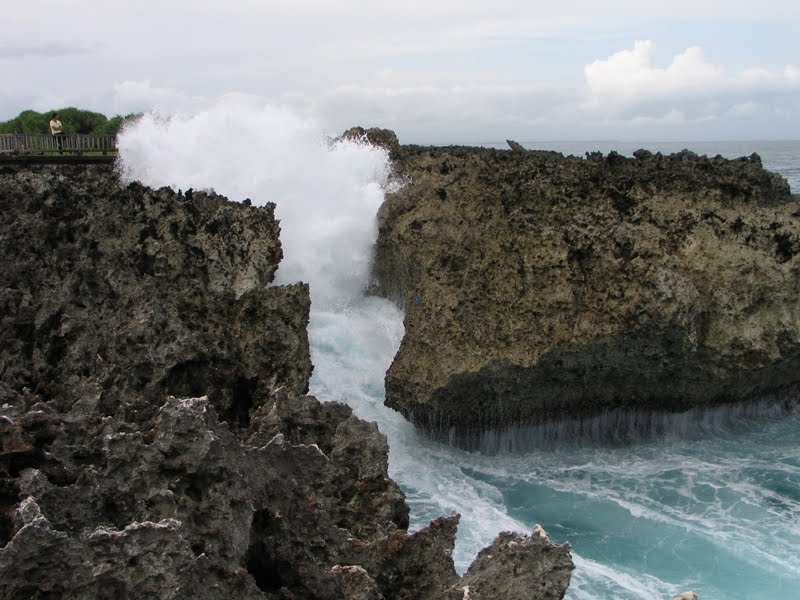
[368,515,462,599]
[372,146,800,446]
[331,564,384,600]
[458,525,574,599]
[340,127,401,159]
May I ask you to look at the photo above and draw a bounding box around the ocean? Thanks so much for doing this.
[117,100,800,600]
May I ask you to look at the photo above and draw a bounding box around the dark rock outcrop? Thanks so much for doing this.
[460,525,575,600]
[506,140,527,153]
[0,163,308,429]
[371,145,800,446]
[1,162,573,599]
[340,127,401,159]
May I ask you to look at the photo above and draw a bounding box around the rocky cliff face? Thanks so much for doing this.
[0,164,307,431]
[372,146,800,446]
[0,162,573,599]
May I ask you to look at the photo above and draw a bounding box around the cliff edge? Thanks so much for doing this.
[371,145,800,447]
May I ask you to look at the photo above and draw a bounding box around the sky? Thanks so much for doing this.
[2,0,799,144]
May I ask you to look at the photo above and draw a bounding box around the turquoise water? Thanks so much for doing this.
[460,405,800,599]
[309,295,800,600]
[119,110,800,600]
[310,141,800,600]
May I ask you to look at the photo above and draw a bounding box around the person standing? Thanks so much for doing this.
[49,113,64,151]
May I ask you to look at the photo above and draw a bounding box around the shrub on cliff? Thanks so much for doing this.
[0,107,141,135]
[0,109,48,134]
[95,112,142,135]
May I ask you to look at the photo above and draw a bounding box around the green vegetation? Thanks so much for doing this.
[0,108,142,136]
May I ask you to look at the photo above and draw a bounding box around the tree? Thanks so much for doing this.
[0,110,50,134]
[55,107,108,134]
[0,108,142,136]
[96,113,143,136]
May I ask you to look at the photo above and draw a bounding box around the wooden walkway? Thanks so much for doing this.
[0,133,117,155]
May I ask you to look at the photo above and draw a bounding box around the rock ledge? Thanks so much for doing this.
[372,145,800,446]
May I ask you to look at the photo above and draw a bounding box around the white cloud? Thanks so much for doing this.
[111,81,209,116]
[581,40,800,122]
[0,41,94,59]
[2,2,800,141]
[318,80,577,143]
[310,40,800,142]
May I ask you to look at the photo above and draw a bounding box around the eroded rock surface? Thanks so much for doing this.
[340,127,401,159]
[459,525,574,600]
[0,163,308,430]
[372,146,800,445]
[1,162,573,599]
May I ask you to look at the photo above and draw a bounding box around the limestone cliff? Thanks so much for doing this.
[0,162,573,599]
[371,145,800,446]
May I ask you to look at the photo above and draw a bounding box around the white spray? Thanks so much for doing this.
[117,95,391,307]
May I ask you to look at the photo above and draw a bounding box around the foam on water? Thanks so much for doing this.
[118,102,800,600]
[461,405,800,599]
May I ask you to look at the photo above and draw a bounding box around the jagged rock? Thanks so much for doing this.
[4,393,571,599]
[340,127,401,159]
[506,140,527,152]
[367,515,462,600]
[371,145,800,446]
[331,565,384,600]
[1,162,573,599]
[0,163,309,429]
[458,525,573,599]
[0,497,214,600]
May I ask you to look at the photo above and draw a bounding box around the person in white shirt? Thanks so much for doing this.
[49,113,64,150]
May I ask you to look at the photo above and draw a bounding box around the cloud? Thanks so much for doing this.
[318,80,577,142]
[581,40,800,121]
[2,0,799,141]
[111,81,209,116]
[0,41,95,59]
[308,39,800,142]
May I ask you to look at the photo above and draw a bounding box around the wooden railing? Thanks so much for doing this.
[0,133,117,155]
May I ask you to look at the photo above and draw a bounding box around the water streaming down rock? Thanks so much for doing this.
[115,102,800,599]
[474,393,800,454]
[490,404,800,599]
